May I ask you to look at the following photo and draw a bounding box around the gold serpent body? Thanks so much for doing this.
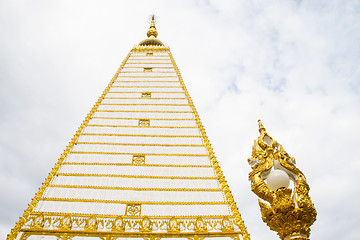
[248,120,316,240]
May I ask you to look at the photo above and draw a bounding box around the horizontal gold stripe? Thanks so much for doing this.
[70,152,208,157]
[31,211,233,219]
[127,57,170,59]
[114,80,179,82]
[122,66,173,68]
[81,133,201,137]
[22,230,241,238]
[108,91,184,94]
[49,185,220,191]
[96,110,192,113]
[125,62,172,64]
[120,71,177,74]
[111,86,180,88]
[91,117,194,120]
[63,162,211,168]
[86,124,196,129]
[127,58,170,61]
[75,142,204,147]
[104,97,187,99]
[99,103,188,106]
[40,198,226,205]
[117,76,177,78]
[117,76,178,78]
[56,173,216,179]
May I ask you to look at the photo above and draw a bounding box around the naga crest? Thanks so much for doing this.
[247,120,317,240]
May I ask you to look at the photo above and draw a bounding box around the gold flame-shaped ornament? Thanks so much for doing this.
[248,120,317,240]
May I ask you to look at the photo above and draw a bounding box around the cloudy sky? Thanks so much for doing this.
[1,0,360,239]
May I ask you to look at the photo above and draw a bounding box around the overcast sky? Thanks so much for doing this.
[1,0,360,239]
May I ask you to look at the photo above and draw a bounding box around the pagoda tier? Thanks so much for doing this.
[8,17,249,240]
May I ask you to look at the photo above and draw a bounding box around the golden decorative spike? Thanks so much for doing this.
[138,15,164,46]
[147,14,158,38]
[248,120,317,240]
[258,119,266,133]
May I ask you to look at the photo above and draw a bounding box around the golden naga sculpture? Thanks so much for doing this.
[248,120,317,240]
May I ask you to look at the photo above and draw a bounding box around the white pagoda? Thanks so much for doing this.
[7,16,249,240]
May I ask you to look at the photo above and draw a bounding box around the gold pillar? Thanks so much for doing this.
[248,120,317,240]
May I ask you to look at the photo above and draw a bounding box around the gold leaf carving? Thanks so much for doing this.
[248,120,317,240]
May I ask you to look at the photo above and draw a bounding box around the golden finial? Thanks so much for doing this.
[258,119,266,134]
[138,14,164,46]
[147,14,158,38]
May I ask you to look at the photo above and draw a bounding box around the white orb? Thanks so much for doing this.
[267,169,290,191]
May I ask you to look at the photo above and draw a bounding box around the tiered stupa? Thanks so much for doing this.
[8,16,250,240]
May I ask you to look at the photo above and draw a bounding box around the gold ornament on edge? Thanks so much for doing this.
[248,120,317,240]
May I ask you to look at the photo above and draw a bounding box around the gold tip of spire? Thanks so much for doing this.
[138,14,164,46]
[147,14,158,38]
[258,119,266,133]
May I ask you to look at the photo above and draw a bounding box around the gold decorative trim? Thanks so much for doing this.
[86,124,196,129]
[125,204,141,216]
[56,173,217,180]
[168,51,250,240]
[132,154,145,165]
[40,198,227,205]
[131,45,170,51]
[49,185,221,192]
[138,118,150,127]
[70,152,208,157]
[6,48,133,240]
[141,91,151,98]
[20,231,241,239]
[21,214,241,236]
[62,162,211,168]
[30,212,233,219]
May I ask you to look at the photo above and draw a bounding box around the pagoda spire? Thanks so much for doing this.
[7,16,250,240]
[147,14,158,38]
[139,14,164,46]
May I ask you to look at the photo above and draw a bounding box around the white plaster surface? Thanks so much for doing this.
[76,135,202,145]
[43,187,225,202]
[102,98,188,104]
[87,118,197,127]
[97,104,191,111]
[58,165,216,177]
[51,176,220,189]
[64,153,209,165]
[113,81,180,86]
[82,126,201,136]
